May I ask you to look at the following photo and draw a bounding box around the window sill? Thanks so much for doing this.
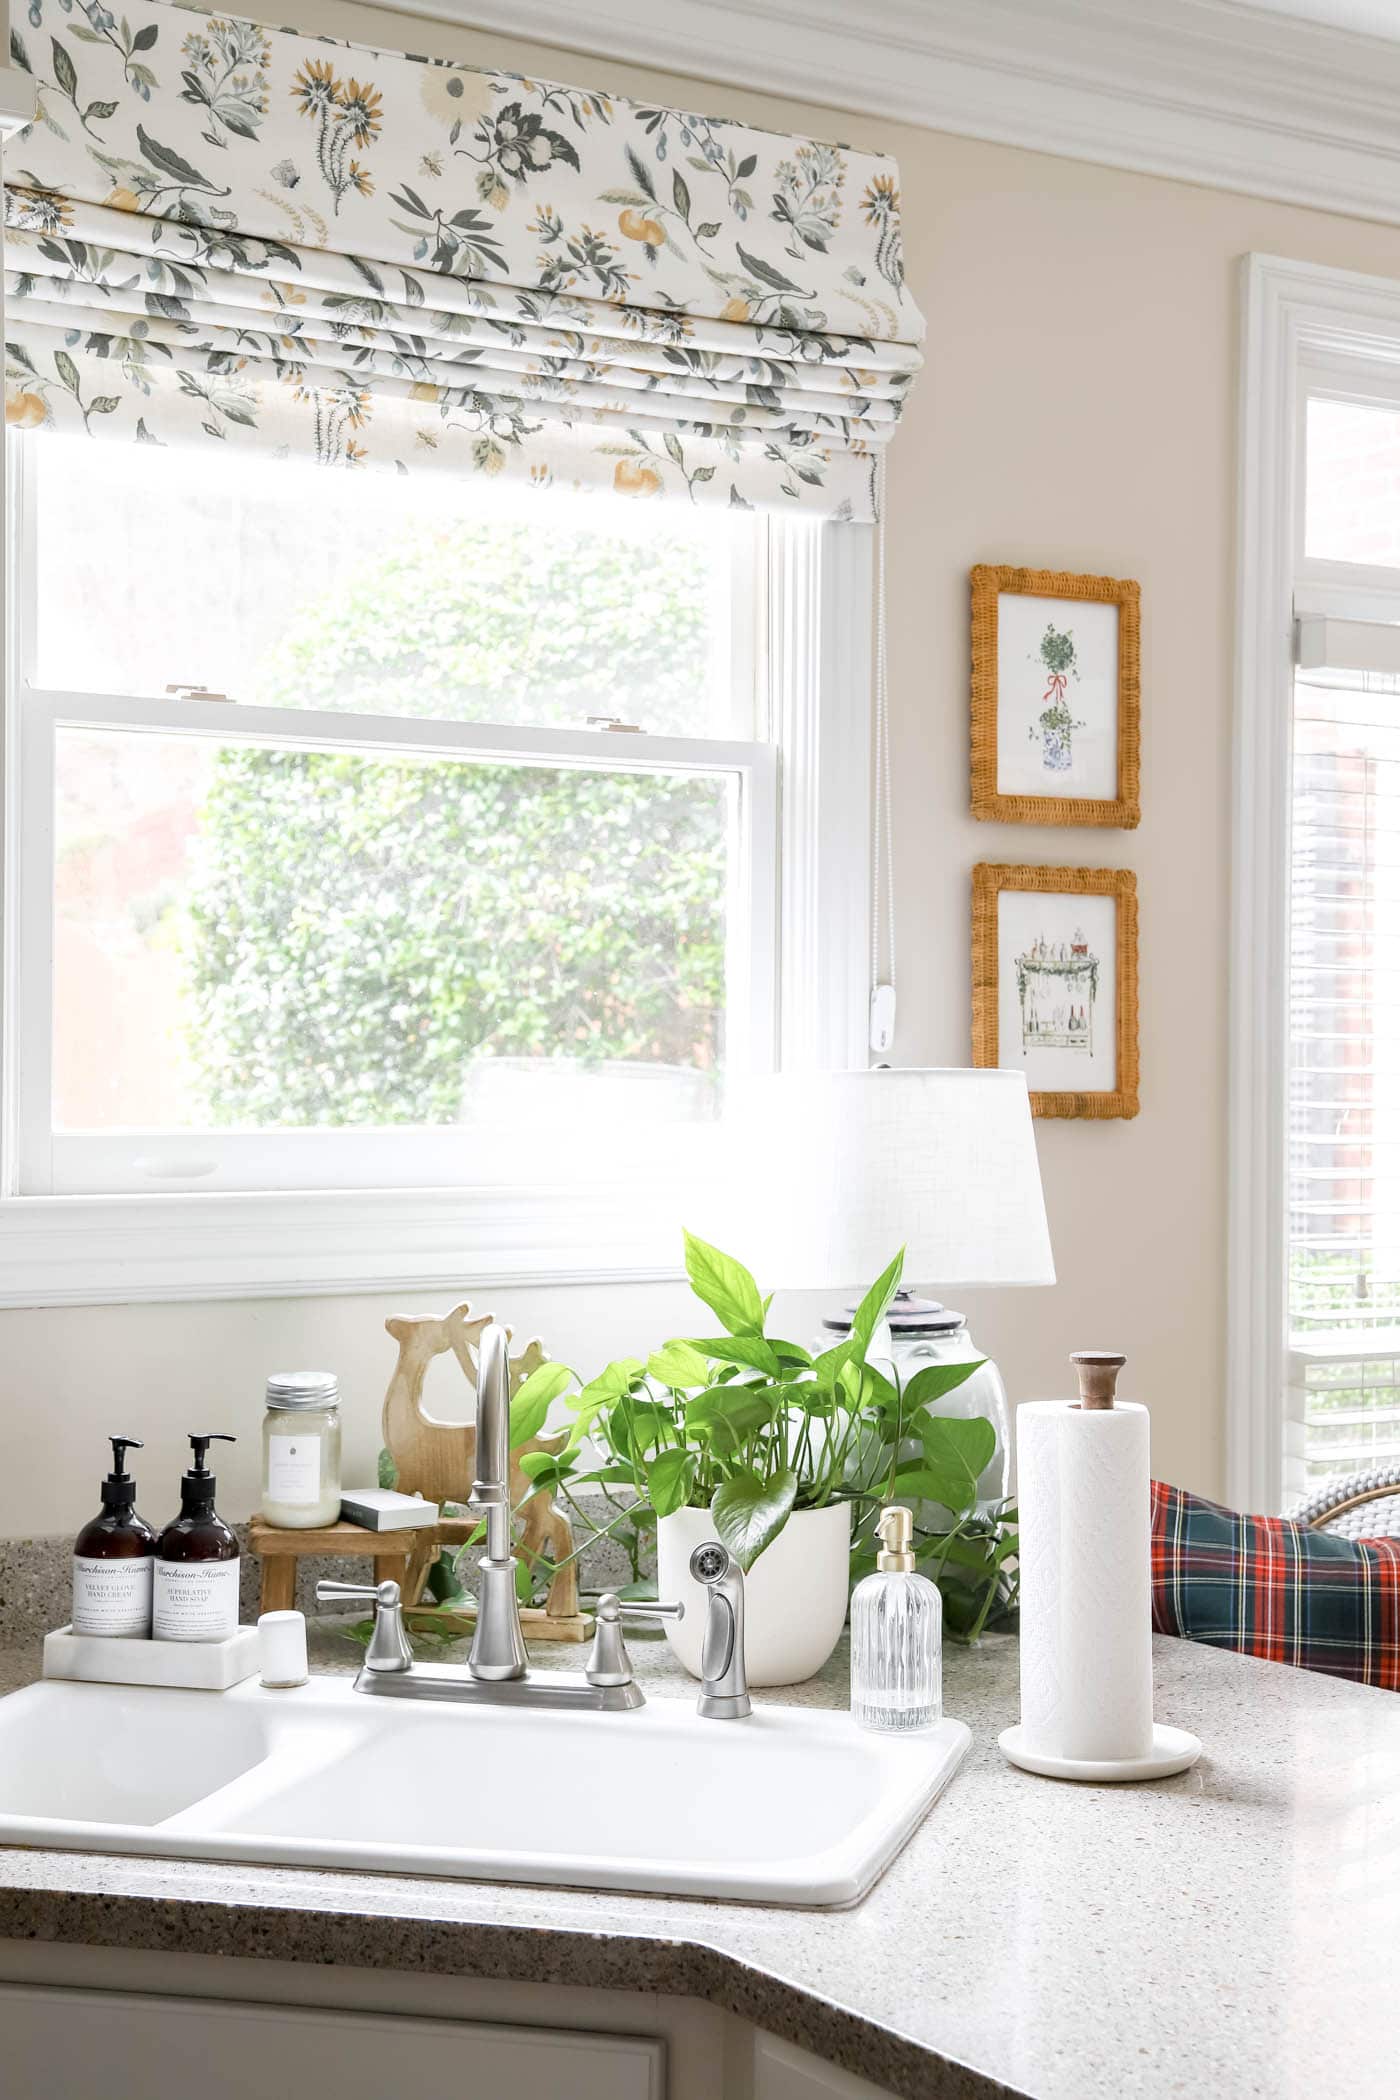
[0,1186,690,1308]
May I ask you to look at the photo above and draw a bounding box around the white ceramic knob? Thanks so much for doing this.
[257,1608,308,1688]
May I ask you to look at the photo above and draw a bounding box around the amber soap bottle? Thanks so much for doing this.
[153,1434,240,1643]
[72,1436,157,1639]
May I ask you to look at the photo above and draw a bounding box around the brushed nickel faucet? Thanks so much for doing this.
[316,1319,684,1712]
[318,1320,750,1718]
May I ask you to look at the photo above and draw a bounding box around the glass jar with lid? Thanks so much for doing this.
[261,1371,342,1528]
[814,1292,1011,1524]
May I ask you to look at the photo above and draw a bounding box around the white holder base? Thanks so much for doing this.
[43,1624,259,1691]
[999,1721,1203,1783]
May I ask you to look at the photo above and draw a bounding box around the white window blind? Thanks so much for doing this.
[1289,661,1400,1488]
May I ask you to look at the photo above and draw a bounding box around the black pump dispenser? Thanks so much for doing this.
[99,1435,143,1512]
[153,1433,240,1643]
[72,1434,157,1638]
[178,1433,234,1517]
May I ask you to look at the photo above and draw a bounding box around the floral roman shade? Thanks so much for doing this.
[2,0,923,518]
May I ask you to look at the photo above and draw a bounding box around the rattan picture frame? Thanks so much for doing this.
[970,565,1141,828]
[971,863,1139,1120]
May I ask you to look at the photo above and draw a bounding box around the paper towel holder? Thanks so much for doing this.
[1001,1351,1204,1785]
[1069,1351,1126,1409]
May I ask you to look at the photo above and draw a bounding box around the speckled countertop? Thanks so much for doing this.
[0,1617,1397,2100]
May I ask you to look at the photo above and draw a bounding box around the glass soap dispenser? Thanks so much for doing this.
[851,1504,942,1732]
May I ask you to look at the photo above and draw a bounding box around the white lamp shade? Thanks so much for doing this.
[714,1068,1054,1292]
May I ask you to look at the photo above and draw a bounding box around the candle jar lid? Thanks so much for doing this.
[265,1370,340,1412]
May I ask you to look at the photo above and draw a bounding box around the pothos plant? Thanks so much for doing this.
[503,1232,1019,1644]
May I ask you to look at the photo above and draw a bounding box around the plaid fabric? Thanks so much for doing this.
[1151,1480,1400,1691]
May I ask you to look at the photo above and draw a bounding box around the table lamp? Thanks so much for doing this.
[717,1067,1055,1506]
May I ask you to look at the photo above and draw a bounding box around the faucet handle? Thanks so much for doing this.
[585,1592,683,1689]
[315,1578,413,1675]
[316,1579,397,1606]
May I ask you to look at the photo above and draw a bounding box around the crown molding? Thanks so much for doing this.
[387,0,1400,229]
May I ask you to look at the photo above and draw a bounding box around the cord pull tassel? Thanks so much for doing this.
[869,982,896,1054]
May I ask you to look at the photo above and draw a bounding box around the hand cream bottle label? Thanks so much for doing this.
[72,1555,153,1638]
[152,1559,240,1642]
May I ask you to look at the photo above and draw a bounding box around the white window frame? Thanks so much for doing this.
[0,393,873,1306]
[1230,252,1400,1510]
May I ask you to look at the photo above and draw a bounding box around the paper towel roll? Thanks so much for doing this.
[1016,1399,1154,1763]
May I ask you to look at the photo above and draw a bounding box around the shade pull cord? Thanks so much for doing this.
[870,454,896,1057]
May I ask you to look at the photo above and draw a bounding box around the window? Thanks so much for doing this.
[1286,398,1400,1493]
[2,436,872,1299]
[1234,258,1400,1509]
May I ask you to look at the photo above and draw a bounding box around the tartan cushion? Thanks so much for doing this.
[1150,1479,1400,1691]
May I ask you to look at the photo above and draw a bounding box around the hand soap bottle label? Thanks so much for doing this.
[152,1559,239,1642]
[266,1433,321,1507]
[72,1555,152,1638]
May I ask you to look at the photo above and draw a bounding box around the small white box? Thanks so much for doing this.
[43,1624,260,1691]
[339,1488,440,1532]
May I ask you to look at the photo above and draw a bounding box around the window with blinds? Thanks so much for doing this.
[1288,394,1400,1488]
[1289,667,1400,1484]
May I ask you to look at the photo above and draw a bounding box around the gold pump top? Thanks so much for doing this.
[1071,1351,1127,1410]
[876,1504,915,1573]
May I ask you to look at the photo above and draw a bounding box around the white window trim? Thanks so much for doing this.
[0,424,873,1300]
[1229,251,1400,1511]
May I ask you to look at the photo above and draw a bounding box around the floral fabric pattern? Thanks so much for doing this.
[3,0,923,516]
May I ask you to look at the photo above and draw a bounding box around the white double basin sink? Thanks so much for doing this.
[0,1675,969,1906]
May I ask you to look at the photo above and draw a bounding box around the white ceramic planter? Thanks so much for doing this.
[656,1501,852,1687]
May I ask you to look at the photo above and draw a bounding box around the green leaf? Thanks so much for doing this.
[569,1357,645,1438]
[605,1395,673,1467]
[507,1359,571,1448]
[624,144,655,201]
[736,243,804,293]
[919,1412,996,1485]
[646,1340,711,1390]
[137,124,214,191]
[51,36,77,100]
[132,22,159,50]
[646,1448,696,1518]
[902,1359,985,1411]
[711,1466,797,1571]
[672,169,691,221]
[810,1336,853,1393]
[684,1387,776,1449]
[53,349,80,395]
[892,1417,995,1518]
[684,1334,780,1377]
[516,1450,565,1488]
[377,1445,398,1490]
[847,1247,905,1364]
[682,1229,765,1337]
[426,1553,465,1605]
[889,1465,967,1506]
[84,100,118,122]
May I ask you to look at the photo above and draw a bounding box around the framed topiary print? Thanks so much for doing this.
[970,566,1141,828]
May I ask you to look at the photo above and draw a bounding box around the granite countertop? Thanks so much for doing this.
[0,1616,1397,2100]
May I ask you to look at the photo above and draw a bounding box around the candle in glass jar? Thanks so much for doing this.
[261,1371,342,1528]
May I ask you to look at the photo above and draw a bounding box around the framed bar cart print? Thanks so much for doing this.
[970,565,1141,828]
[971,864,1139,1119]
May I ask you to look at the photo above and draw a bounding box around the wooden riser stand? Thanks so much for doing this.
[249,1515,592,1644]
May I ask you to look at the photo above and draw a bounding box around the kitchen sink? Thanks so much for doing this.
[0,1677,968,1906]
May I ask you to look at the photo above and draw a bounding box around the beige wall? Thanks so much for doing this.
[10,3,1400,1537]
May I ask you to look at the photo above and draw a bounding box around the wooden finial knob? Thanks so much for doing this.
[1071,1351,1126,1410]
